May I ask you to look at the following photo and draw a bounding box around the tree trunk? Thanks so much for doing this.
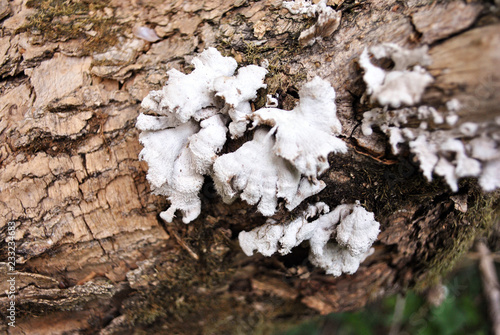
[1,0,499,334]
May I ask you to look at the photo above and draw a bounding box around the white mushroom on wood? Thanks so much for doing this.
[239,202,380,276]
[137,48,384,277]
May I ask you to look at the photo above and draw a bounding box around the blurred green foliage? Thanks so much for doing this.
[279,261,494,335]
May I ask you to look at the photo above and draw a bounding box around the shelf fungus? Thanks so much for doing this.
[360,104,500,193]
[137,115,227,223]
[359,43,433,108]
[359,44,500,193]
[251,76,347,179]
[137,48,373,276]
[239,202,380,276]
[283,0,341,47]
[138,48,348,223]
[214,65,268,138]
[213,76,347,215]
[141,48,238,123]
[212,129,327,216]
[138,48,268,223]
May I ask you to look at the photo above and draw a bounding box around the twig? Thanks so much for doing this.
[477,240,500,335]
[389,294,406,335]
[166,226,200,261]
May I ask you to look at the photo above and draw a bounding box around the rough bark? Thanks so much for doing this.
[0,0,499,334]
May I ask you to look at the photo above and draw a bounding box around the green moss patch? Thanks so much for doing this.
[22,0,123,54]
[415,185,500,291]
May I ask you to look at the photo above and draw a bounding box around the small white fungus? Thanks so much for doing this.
[252,76,347,179]
[239,202,380,276]
[283,0,341,46]
[359,44,434,108]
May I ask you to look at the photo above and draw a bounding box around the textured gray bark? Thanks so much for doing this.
[0,0,499,333]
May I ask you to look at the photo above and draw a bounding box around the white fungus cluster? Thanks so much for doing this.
[359,43,433,108]
[239,202,380,276]
[138,48,348,224]
[213,76,347,216]
[360,45,500,192]
[283,0,342,47]
[137,48,384,276]
[138,48,267,223]
[406,118,500,192]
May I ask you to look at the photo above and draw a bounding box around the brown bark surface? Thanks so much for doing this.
[0,0,499,334]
